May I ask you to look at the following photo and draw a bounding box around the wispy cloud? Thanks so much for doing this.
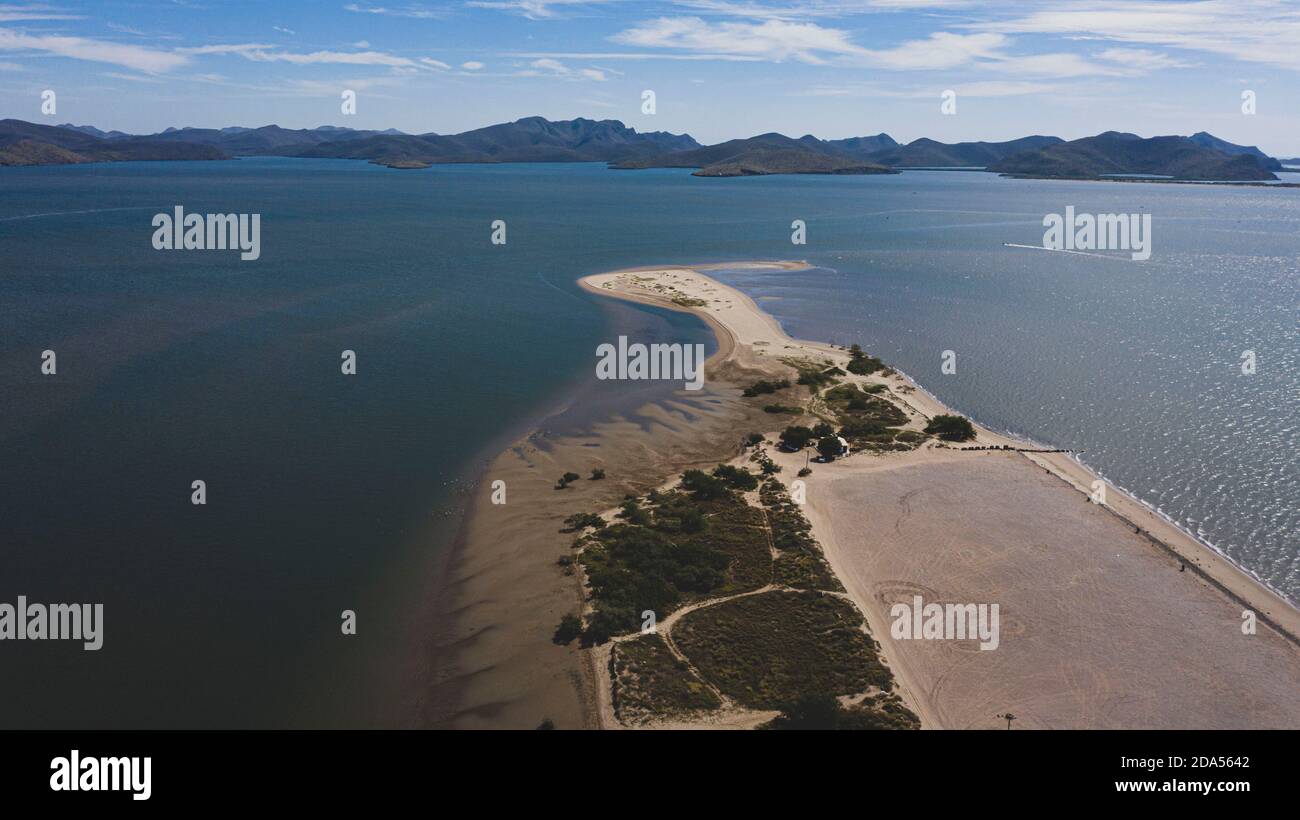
[0,3,82,23]
[612,16,865,64]
[0,27,189,71]
[507,50,762,61]
[670,0,975,18]
[180,43,448,71]
[967,0,1300,72]
[524,57,607,80]
[862,31,1005,70]
[343,3,448,18]
[611,17,1012,70]
[467,0,615,20]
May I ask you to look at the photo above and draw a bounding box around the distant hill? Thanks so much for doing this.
[1187,132,1281,171]
[990,132,1279,180]
[297,116,700,167]
[0,119,228,166]
[57,123,131,140]
[818,133,898,158]
[613,132,1057,176]
[613,132,901,176]
[691,148,895,177]
[129,124,407,155]
[612,133,808,170]
[2,118,1286,182]
[865,135,1063,167]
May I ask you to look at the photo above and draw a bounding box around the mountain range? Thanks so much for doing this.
[990,131,1278,180]
[0,116,1286,182]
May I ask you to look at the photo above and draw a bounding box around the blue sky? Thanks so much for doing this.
[2,1,1298,153]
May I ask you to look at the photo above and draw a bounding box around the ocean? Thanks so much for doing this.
[1,157,1295,726]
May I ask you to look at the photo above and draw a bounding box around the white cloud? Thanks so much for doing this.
[606,15,1185,79]
[860,31,1005,70]
[461,60,485,70]
[669,0,979,18]
[467,0,613,20]
[612,18,1010,70]
[343,3,447,19]
[981,52,1124,79]
[968,0,1300,72]
[507,50,762,61]
[1095,48,1192,71]
[180,43,447,72]
[0,4,82,23]
[0,27,189,72]
[526,57,607,80]
[612,16,866,64]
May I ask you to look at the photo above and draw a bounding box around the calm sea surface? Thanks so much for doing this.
[2,158,1295,726]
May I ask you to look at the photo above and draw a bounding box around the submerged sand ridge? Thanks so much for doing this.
[424,265,800,728]
[429,259,1299,730]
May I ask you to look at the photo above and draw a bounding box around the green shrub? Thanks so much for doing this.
[742,378,790,397]
[553,613,582,645]
[924,414,976,442]
[681,469,729,500]
[779,425,815,449]
[712,464,759,491]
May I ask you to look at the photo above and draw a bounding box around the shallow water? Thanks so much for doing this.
[1,157,1294,726]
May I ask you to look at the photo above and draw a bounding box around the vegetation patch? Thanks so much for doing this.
[760,693,919,730]
[759,479,841,591]
[779,356,842,389]
[741,378,790,397]
[924,413,976,442]
[671,295,708,308]
[845,344,887,376]
[674,590,891,709]
[821,383,913,450]
[611,634,721,724]
[573,474,772,644]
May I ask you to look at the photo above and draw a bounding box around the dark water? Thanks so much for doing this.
[1,158,1295,727]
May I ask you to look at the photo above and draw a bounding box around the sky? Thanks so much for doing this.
[1,0,1298,154]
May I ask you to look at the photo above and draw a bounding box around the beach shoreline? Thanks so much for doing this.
[581,263,1300,642]
[430,259,1299,730]
[578,262,1300,729]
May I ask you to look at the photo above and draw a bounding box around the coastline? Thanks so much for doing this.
[432,259,1300,729]
[424,264,801,728]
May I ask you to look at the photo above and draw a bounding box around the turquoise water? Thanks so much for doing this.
[2,158,1296,726]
